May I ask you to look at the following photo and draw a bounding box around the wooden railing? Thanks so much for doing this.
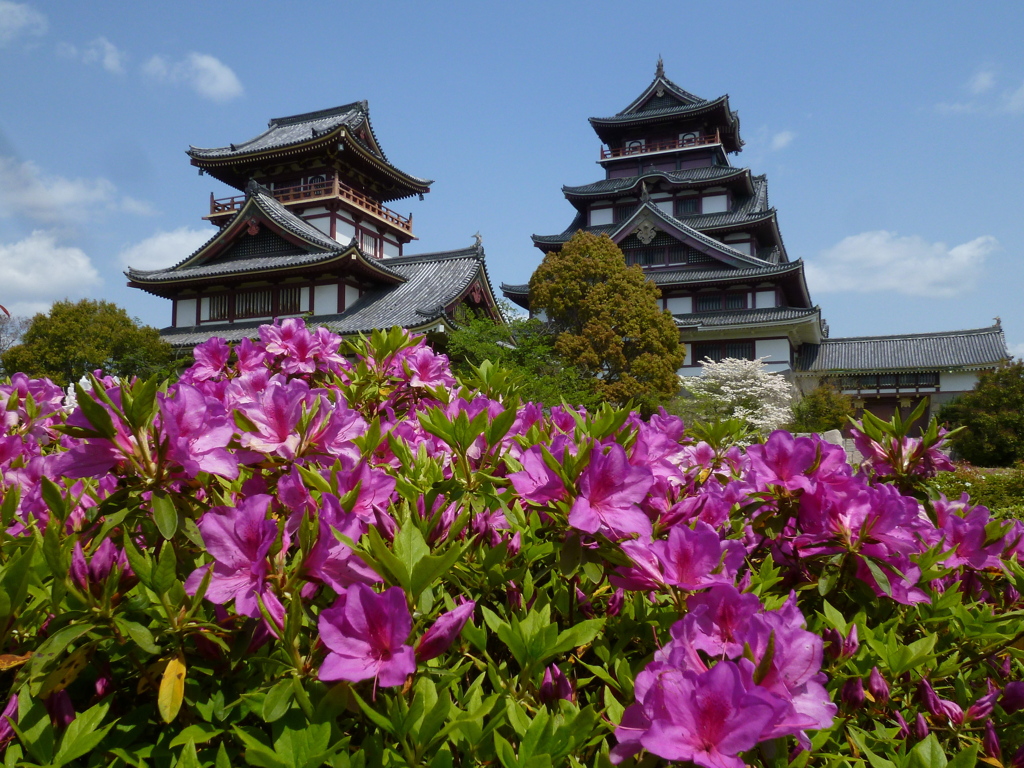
[600,129,721,160]
[209,176,413,233]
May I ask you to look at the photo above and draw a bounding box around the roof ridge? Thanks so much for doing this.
[268,101,365,127]
[386,245,483,264]
[821,325,1004,343]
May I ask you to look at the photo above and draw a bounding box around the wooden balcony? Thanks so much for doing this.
[208,176,413,234]
[600,129,721,160]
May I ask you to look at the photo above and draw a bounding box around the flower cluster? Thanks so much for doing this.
[0,319,1022,767]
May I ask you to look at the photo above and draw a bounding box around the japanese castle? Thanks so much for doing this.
[126,101,501,346]
[500,61,1008,422]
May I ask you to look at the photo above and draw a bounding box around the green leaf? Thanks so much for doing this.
[907,734,947,768]
[153,492,179,540]
[74,385,118,438]
[29,623,94,691]
[347,686,395,735]
[410,543,468,601]
[153,541,177,594]
[546,619,604,658]
[52,700,115,767]
[862,556,893,598]
[947,744,978,768]
[0,539,37,621]
[364,526,410,590]
[169,723,224,748]
[262,678,294,723]
[40,477,69,522]
[173,739,202,768]
[494,733,520,768]
[116,618,161,655]
[122,533,154,589]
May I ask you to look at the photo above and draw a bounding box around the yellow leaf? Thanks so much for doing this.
[158,653,186,723]
[0,652,31,670]
[39,647,90,698]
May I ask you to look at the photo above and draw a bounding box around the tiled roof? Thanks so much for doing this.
[189,102,369,160]
[562,166,748,197]
[500,282,529,295]
[590,95,731,127]
[158,246,489,347]
[674,306,820,328]
[647,261,803,286]
[795,325,1009,373]
[126,183,404,284]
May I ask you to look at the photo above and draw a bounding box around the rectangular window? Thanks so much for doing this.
[674,198,699,217]
[692,341,754,363]
[235,289,273,319]
[725,293,746,310]
[695,294,722,312]
[614,204,636,223]
[360,231,379,257]
[667,246,687,264]
[279,286,301,315]
[209,294,229,321]
[878,374,898,387]
[724,341,754,360]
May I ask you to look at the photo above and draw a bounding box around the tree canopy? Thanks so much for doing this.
[1,299,175,386]
[529,231,685,412]
[789,381,856,433]
[939,361,1024,466]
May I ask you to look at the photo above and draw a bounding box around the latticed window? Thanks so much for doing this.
[614,204,636,223]
[235,289,273,319]
[675,198,699,217]
[725,294,746,310]
[279,286,301,315]
[693,341,754,363]
[360,231,379,257]
[209,294,229,321]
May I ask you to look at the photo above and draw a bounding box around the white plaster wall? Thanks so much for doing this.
[755,338,790,363]
[590,207,613,226]
[199,297,210,322]
[665,296,692,314]
[755,290,776,308]
[314,284,337,315]
[383,240,400,258]
[682,342,692,367]
[940,371,979,392]
[175,299,196,328]
[655,200,674,215]
[299,287,310,313]
[309,218,331,236]
[344,285,360,310]
[335,220,355,243]
[361,222,380,234]
[702,194,728,213]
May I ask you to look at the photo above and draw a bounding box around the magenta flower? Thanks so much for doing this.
[568,443,654,540]
[416,601,476,661]
[188,337,231,382]
[185,494,284,629]
[399,345,456,389]
[633,663,778,768]
[539,664,575,705]
[509,446,566,505]
[236,379,309,459]
[260,318,320,375]
[159,384,239,479]
[318,583,415,688]
[70,538,129,595]
[0,694,18,746]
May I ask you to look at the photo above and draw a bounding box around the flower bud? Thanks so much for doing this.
[918,680,940,715]
[507,581,522,611]
[822,628,842,660]
[574,587,595,619]
[867,667,890,704]
[893,711,909,739]
[841,677,865,708]
[607,588,625,617]
[913,713,929,740]
[1002,681,1024,714]
[44,690,75,729]
[0,695,18,744]
[966,690,998,722]
[1011,744,1024,768]
[506,531,522,558]
[841,625,859,658]
[983,720,1001,762]
[538,664,574,705]
[416,602,476,662]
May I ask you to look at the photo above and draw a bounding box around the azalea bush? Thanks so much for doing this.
[0,319,1023,767]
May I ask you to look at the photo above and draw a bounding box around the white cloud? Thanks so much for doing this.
[0,1,46,46]
[0,232,101,314]
[968,69,996,95]
[1009,342,1024,361]
[935,101,976,115]
[81,36,126,74]
[770,130,795,151]
[1004,82,1024,114]
[805,230,998,298]
[143,52,243,102]
[0,156,153,224]
[119,227,210,270]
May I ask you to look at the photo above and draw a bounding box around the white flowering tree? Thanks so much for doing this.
[680,356,795,432]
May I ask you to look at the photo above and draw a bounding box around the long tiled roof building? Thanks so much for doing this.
[127,102,500,346]
[502,61,1008,425]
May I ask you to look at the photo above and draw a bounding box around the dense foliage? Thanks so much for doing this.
[940,361,1024,467]
[788,382,855,434]
[529,232,685,413]
[933,464,1024,520]
[677,356,794,432]
[0,315,30,376]
[443,307,600,411]
[1,319,1023,767]
[1,300,174,387]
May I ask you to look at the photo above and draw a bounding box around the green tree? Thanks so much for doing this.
[939,361,1024,466]
[789,380,856,433]
[1,299,175,386]
[529,231,686,413]
[445,305,601,409]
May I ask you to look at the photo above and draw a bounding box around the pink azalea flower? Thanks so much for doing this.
[568,443,654,540]
[509,447,566,505]
[159,384,238,479]
[318,583,415,688]
[416,601,476,661]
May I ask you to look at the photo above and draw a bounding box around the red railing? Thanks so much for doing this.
[208,176,413,233]
[600,129,721,160]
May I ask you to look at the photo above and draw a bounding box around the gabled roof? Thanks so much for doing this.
[562,166,752,202]
[675,306,822,336]
[126,181,404,293]
[588,62,742,151]
[187,101,432,197]
[795,325,1010,373]
[156,245,498,347]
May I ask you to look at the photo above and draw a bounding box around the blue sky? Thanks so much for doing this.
[2,1,1023,356]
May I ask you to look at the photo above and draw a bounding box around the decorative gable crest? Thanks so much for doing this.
[635,220,659,245]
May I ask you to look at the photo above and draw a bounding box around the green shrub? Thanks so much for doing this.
[939,361,1024,466]
[788,381,855,433]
